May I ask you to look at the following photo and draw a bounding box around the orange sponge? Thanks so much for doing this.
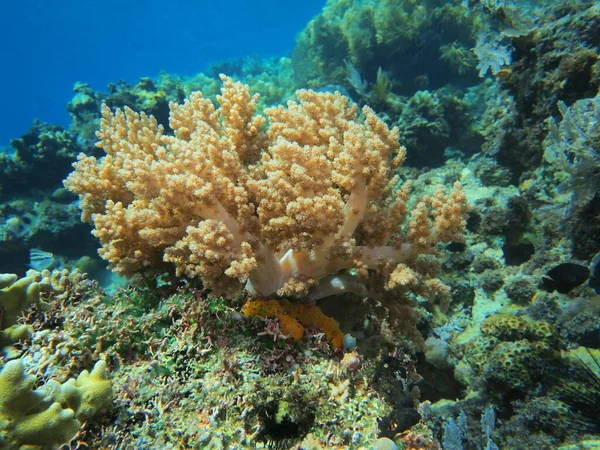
[242,299,344,349]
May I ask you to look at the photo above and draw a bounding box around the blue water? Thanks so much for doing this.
[0,0,326,147]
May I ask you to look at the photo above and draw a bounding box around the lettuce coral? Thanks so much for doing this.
[64,75,468,302]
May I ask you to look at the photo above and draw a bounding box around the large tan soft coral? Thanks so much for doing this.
[64,75,468,301]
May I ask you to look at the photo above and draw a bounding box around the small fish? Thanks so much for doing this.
[446,242,466,253]
[29,248,59,271]
[542,262,590,294]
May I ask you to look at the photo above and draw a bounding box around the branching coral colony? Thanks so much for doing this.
[64,75,468,324]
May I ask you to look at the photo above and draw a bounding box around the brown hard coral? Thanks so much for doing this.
[481,314,554,344]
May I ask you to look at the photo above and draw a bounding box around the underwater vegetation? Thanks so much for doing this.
[0,0,600,448]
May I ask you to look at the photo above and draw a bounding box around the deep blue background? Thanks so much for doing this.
[0,0,325,147]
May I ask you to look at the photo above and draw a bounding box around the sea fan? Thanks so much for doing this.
[473,32,512,77]
[544,93,600,209]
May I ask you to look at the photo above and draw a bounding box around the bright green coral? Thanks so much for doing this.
[0,360,113,450]
[57,360,113,421]
[0,325,32,352]
[0,359,80,450]
[0,274,40,330]
[0,274,39,350]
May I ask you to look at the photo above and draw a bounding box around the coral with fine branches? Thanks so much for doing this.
[64,75,468,302]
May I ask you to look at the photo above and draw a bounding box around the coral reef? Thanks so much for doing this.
[1,0,600,448]
[293,0,481,95]
[0,121,103,276]
[497,0,600,178]
[0,122,82,200]
[0,197,99,275]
